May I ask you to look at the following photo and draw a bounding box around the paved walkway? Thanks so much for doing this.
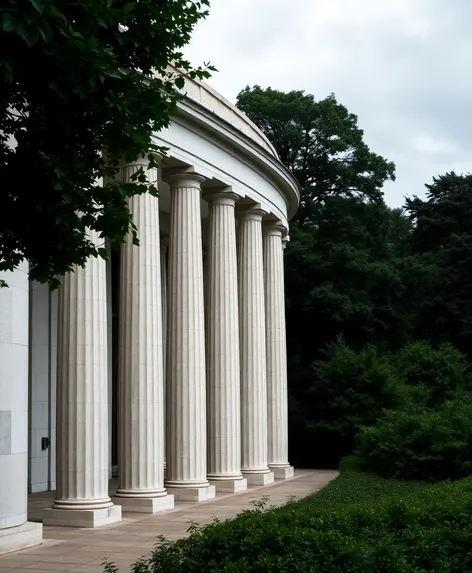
[0,470,338,573]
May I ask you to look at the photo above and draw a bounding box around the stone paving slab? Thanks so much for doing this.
[0,470,337,573]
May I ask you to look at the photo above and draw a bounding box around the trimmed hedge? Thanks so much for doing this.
[106,459,472,572]
[357,400,472,481]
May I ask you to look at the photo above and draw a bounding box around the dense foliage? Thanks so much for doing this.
[390,340,472,409]
[356,342,472,482]
[357,401,472,482]
[291,338,403,467]
[0,0,211,286]
[405,172,472,359]
[115,459,472,573]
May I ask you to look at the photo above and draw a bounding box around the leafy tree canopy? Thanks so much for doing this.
[236,85,395,223]
[390,340,472,409]
[406,172,472,356]
[285,198,432,364]
[0,0,212,287]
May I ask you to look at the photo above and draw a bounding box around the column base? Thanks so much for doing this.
[242,471,275,486]
[270,465,295,479]
[43,504,122,528]
[111,494,174,514]
[208,477,248,493]
[165,484,216,502]
[0,522,43,556]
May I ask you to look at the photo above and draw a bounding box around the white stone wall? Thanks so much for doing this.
[29,282,58,493]
[29,282,49,492]
[0,263,30,528]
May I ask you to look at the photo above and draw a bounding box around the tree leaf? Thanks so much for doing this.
[30,0,45,15]
[17,22,39,46]
[1,12,17,33]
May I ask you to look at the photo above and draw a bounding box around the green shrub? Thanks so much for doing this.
[304,337,404,462]
[113,463,472,572]
[357,400,472,481]
[294,456,423,508]
[389,340,472,409]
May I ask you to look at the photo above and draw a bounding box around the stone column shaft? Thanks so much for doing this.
[206,192,246,493]
[113,162,173,513]
[164,172,215,502]
[44,230,122,527]
[237,207,274,485]
[264,224,294,479]
[160,236,168,472]
[0,264,42,554]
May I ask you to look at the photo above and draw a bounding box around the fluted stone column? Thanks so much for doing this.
[237,207,274,485]
[0,264,43,554]
[112,162,174,513]
[202,246,209,321]
[264,223,294,479]
[43,231,122,527]
[205,192,247,493]
[160,236,169,401]
[164,172,215,501]
[160,236,168,473]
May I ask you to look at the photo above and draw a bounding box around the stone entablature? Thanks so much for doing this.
[182,77,278,158]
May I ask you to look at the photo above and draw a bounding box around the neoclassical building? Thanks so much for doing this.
[0,76,300,554]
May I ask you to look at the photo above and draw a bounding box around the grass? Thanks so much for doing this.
[292,455,424,509]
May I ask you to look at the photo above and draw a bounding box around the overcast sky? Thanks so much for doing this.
[184,0,471,207]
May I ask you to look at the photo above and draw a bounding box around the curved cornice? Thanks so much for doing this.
[181,78,279,158]
[174,95,301,220]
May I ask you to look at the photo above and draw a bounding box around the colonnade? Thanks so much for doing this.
[40,166,293,527]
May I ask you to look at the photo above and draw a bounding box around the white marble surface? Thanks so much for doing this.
[114,162,172,513]
[160,236,169,471]
[0,263,29,529]
[164,172,215,501]
[205,192,246,492]
[0,263,42,552]
[237,207,273,486]
[264,223,293,479]
[44,231,121,527]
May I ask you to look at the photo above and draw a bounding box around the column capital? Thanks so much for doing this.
[203,190,239,207]
[121,150,161,170]
[263,221,286,237]
[282,235,290,250]
[161,169,206,187]
[236,204,267,222]
[122,156,149,168]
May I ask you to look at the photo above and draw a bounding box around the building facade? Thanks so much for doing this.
[0,77,300,554]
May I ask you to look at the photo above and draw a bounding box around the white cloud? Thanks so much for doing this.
[184,0,472,207]
[412,135,458,156]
